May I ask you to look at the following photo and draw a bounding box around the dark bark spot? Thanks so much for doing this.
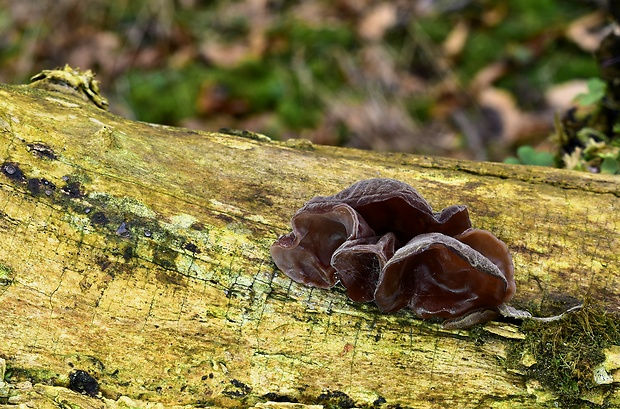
[69,370,99,397]
[27,143,57,160]
[1,162,25,182]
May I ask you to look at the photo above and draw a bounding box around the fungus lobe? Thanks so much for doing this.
[304,178,472,242]
[271,178,515,328]
[331,232,397,302]
[269,203,374,288]
[374,230,514,320]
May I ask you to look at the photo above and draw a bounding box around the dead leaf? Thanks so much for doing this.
[470,62,509,94]
[200,41,253,68]
[358,3,397,41]
[322,95,420,152]
[196,82,250,116]
[67,32,121,74]
[477,87,523,143]
[545,80,588,111]
[443,19,469,58]
[481,3,508,26]
[566,11,607,52]
[359,44,399,89]
[477,87,553,144]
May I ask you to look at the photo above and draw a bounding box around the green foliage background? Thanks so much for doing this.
[0,0,608,163]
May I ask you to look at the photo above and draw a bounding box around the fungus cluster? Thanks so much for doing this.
[270,178,516,329]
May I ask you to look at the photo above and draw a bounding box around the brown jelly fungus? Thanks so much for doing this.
[271,178,516,329]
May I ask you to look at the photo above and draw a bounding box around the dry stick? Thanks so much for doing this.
[498,303,584,323]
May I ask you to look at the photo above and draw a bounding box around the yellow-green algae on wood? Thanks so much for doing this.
[0,69,619,408]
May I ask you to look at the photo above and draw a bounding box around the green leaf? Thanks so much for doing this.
[532,152,555,167]
[504,156,521,165]
[574,78,606,106]
[587,77,606,94]
[516,145,536,164]
[600,157,620,174]
[515,145,555,167]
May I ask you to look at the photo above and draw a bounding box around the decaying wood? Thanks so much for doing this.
[0,69,619,408]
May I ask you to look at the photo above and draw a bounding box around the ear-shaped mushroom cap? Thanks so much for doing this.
[270,203,375,288]
[456,228,516,302]
[374,230,514,319]
[331,232,398,302]
[305,178,471,242]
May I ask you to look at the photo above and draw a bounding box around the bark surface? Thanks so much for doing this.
[0,70,619,408]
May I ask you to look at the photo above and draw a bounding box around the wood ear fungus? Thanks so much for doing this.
[374,230,515,328]
[269,203,375,288]
[303,178,472,242]
[271,178,521,329]
[331,232,397,302]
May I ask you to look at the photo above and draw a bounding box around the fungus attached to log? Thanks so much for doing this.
[374,230,515,328]
[303,178,472,242]
[269,203,375,288]
[331,232,397,302]
[271,178,517,329]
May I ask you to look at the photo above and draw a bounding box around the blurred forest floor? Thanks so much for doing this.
[0,0,613,163]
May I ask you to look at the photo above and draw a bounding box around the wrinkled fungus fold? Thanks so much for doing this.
[304,178,472,242]
[271,178,515,328]
[374,231,513,318]
[270,203,374,288]
[331,232,397,302]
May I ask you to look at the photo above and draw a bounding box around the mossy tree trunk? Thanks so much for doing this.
[0,69,619,408]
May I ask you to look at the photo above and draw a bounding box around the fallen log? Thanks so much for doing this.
[0,67,619,408]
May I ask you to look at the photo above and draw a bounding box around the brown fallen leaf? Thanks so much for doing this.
[545,80,588,111]
[566,11,608,52]
[443,19,469,58]
[476,87,553,145]
[358,3,397,41]
[200,40,253,68]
